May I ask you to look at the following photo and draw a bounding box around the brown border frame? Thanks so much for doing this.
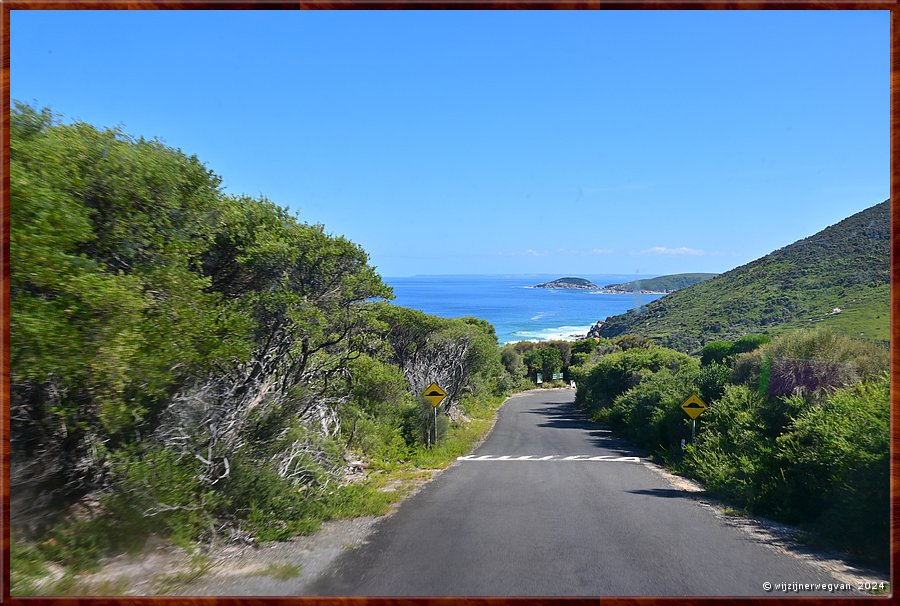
[0,3,896,605]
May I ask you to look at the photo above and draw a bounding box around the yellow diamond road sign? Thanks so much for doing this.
[681,394,708,419]
[423,383,447,408]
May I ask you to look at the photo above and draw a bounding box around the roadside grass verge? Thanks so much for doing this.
[253,562,302,581]
[11,389,521,596]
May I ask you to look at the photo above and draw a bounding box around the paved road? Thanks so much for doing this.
[307,389,847,596]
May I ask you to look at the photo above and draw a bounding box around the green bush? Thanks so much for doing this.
[681,385,772,506]
[524,347,563,381]
[731,327,888,399]
[732,333,770,353]
[571,338,598,354]
[700,340,734,366]
[769,327,887,391]
[612,334,653,350]
[680,375,889,564]
[107,447,223,545]
[400,400,449,447]
[697,362,731,404]
[608,368,698,454]
[575,346,698,411]
[774,377,889,561]
[11,540,50,595]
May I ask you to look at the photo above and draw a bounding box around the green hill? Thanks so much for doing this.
[597,200,890,352]
[603,273,718,293]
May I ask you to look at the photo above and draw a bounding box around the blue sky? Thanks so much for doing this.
[12,10,888,277]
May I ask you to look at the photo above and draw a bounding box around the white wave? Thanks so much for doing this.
[530,312,547,320]
[510,325,593,342]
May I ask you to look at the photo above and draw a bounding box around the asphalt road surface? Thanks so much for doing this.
[307,389,849,597]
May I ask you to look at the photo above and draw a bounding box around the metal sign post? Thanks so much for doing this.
[422,382,447,449]
[681,393,707,442]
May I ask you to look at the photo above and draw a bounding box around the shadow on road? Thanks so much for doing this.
[526,401,645,457]
[626,488,699,500]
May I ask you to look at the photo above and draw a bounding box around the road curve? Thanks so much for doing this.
[307,389,848,596]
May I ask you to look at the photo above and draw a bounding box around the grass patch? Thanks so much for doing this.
[254,562,301,581]
[11,540,53,596]
[321,481,396,519]
[40,575,132,596]
[407,393,508,470]
[409,418,492,469]
[153,551,212,594]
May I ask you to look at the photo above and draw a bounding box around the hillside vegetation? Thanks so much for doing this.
[603,272,718,293]
[597,201,889,351]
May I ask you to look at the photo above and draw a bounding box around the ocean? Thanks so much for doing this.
[382,274,666,345]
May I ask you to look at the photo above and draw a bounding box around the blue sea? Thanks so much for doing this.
[382,274,666,345]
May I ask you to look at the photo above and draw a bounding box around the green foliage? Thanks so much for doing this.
[681,385,772,505]
[732,334,770,354]
[774,378,889,560]
[500,345,525,378]
[679,373,889,564]
[700,340,733,366]
[607,368,698,453]
[612,334,653,350]
[523,347,563,380]
[11,540,51,595]
[575,346,698,411]
[597,200,889,348]
[732,327,888,399]
[9,102,526,582]
[596,327,888,564]
[571,339,598,354]
[11,102,252,438]
[697,362,731,404]
[107,447,224,544]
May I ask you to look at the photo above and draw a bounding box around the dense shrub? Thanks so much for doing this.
[700,340,733,366]
[524,347,563,381]
[696,362,731,404]
[607,368,698,454]
[681,385,772,506]
[731,327,887,399]
[571,339,598,354]
[575,346,699,411]
[612,334,653,350]
[732,333,770,353]
[500,345,524,377]
[11,103,523,579]
[774,377,889,561]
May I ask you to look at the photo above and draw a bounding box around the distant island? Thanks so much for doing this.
[599,273,719,294]
[532,277,598,289]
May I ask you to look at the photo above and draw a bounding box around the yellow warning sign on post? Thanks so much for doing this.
[681,394,707,419]
[423,383,447,408]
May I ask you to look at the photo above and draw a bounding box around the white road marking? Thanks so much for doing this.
[457,455,640,463]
